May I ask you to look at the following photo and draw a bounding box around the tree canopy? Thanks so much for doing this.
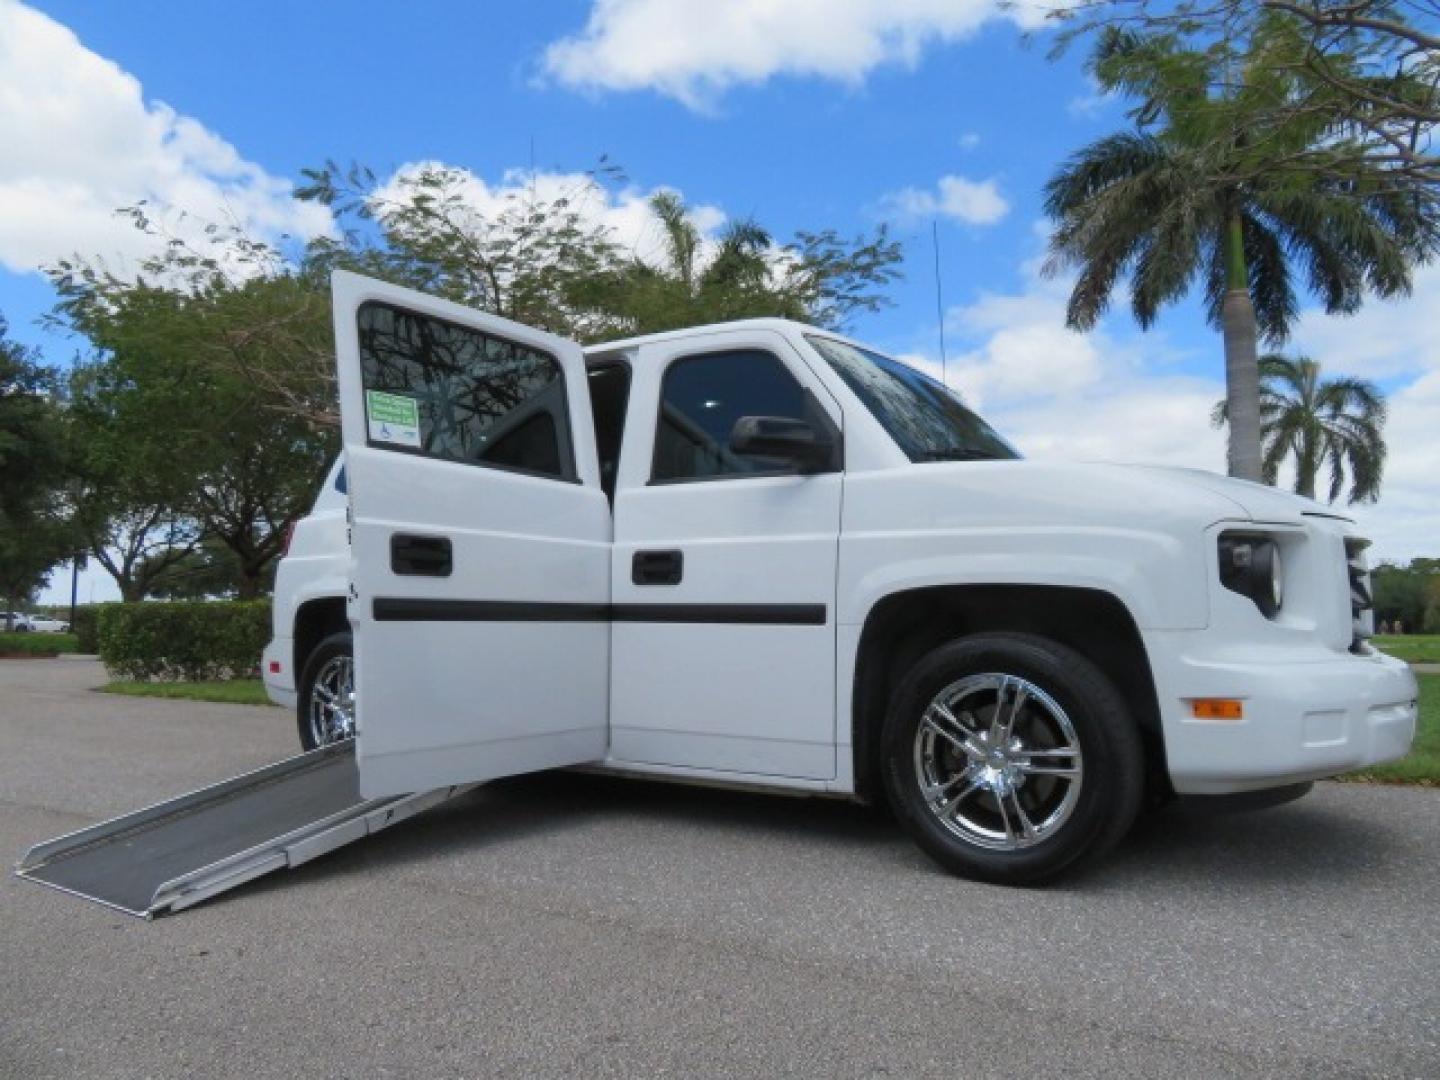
[1044,17,1437,481]
[0,316,75,622]
[42,159,902,598]
[1051,1,1440,187]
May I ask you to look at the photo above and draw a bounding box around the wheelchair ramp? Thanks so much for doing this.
[15,742,473,918]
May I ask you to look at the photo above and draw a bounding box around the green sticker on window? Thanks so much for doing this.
[365,390,421,448]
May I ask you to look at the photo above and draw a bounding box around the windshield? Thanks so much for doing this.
[805,336,1019,463]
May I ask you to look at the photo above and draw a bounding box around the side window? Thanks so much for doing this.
[356,301,575,481]
[652,349,807,482]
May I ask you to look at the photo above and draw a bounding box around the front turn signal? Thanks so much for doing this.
[1191,698,1244,721]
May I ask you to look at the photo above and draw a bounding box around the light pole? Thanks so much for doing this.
[69,554,82,627]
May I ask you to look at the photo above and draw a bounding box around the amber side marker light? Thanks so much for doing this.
[1191,698,1244,721]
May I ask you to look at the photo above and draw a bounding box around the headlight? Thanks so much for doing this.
[1218,534,1283,617]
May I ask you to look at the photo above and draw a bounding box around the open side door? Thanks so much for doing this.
[332,271,610,797]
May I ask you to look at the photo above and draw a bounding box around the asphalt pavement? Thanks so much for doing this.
[2,657,1437,1078]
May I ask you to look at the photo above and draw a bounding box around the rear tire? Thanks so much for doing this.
[881,632,1144,885]
[297,632,355,752]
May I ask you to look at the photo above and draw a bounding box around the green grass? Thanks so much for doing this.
[0,631,80,656]
[1373,634,1440,665]
[99,679,275,706]
[1343,673,1439,786]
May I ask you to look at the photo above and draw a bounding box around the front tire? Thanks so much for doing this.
[881,633,1144,885]
[297,632,355,751]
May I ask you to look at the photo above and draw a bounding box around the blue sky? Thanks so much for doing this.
[2,0,1437,602]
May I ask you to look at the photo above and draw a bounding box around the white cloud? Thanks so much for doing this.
[371,162,729,270]
[543,0,1052,109]
[879,175,1010,226]
[1291,262,1440,380]
[1067,75,1118,118]
[0,0,331,277]
[901,271,1223,469]
[957,132,982,150]
[895,264,1440,562]
[1291,264,1440,561]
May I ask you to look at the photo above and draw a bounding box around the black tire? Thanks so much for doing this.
[296,631,355,752]
[881,632,1144,885]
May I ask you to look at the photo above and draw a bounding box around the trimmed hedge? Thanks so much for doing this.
[98,601,272,682]
[70,604,103,653]
[0,632,73,657]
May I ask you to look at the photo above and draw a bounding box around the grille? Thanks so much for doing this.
[1345,538,1374,653]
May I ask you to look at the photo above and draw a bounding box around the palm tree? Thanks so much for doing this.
[616,191,803,333]
[1044,25,1437,482]
[1212,354,1386,504]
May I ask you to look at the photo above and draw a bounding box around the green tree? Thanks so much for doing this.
[1372,558,1440,631]
[1053,1,1440,186]
[1044,22,1438,481]
[297,160,633,342]
[1211,354,1386,502]
[300,161,901,348]
[82,161,901,433]
[137,535,277,600]
[51,273,336,600]
[607,191,901,334]
[65,346,206,603]
[0,316,75,626]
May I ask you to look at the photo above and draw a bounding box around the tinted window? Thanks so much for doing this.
[357,302,573,480]
[806,335,1018,463]
[334,465,347,494]
[652,350,808,482]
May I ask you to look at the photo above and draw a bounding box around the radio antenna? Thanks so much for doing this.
[932,220,947,387]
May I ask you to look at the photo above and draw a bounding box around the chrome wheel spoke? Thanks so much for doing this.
[939,779,983,819]
[993,677,1029,743]
[993,789,1015,844]
[1017,746,1078,777]
[1006,789,1037,842]
[1019,764,1079,777]
[923,705,985,761]
[921,774,966,802]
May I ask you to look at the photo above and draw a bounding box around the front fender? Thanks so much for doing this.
[838,526,1208,632]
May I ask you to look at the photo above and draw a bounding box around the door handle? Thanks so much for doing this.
[391,533,452,577]
[632,549,683,586]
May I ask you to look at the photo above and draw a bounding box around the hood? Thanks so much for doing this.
[862,460,1347,537]
[1124,465,1351,526]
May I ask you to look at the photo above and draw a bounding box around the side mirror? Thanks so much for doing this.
[729,416,836,473]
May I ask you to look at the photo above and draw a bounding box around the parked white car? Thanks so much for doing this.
[3,612,35,632]
[263,271,1417,883]
[26,614,70,634]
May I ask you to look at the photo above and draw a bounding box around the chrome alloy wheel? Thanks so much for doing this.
[913,673,1083,851]
[307,654,355,747]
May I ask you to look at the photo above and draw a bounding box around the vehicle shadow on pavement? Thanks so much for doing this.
[1092,793,1395,890]
[225,771,1402,907]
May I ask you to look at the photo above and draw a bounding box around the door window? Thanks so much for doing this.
[357,301,575,480]
[652,349,808,482]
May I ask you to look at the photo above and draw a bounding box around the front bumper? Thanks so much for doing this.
[1149,635,1418,795]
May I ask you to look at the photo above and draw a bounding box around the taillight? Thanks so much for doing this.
[280,522,297,558]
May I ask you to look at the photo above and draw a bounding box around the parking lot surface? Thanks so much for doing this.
[3,657,1438,1078]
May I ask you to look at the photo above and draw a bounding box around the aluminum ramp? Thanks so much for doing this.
[15,742,474,918]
